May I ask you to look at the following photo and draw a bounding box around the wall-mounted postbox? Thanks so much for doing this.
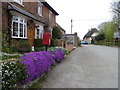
[42,32,51,45]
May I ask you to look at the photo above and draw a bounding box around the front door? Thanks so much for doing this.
[27,20,35,46]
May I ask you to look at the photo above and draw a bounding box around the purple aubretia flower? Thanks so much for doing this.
[19,51,53,85]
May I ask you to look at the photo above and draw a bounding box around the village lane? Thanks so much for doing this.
[42,45,118,88]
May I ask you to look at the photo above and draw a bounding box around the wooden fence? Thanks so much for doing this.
[95,40,120,47]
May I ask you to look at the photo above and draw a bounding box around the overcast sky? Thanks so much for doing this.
[45,0,115,39]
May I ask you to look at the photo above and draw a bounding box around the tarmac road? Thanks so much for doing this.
[42,45,118,88]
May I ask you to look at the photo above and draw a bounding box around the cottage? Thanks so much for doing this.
[83,28,99,44]
[2,0,59,51]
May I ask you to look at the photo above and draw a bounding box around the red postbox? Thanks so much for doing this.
[42,32,51,45]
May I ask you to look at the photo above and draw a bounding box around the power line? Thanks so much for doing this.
[58,19,111,22]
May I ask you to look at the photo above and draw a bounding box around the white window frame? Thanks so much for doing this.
[11,16,27,39]
[14,0,23,5]
[38,3,43,16]
[49,11,52,22]
[35,25,44,39]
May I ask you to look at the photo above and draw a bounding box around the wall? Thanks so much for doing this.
[42,5,56,29]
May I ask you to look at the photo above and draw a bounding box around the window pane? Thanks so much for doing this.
[20,23,23,37]
[13,22,18,36]
[24,25,26,37]
[20,19,23,22]
[40,27,43,38]
[13,16,18,21]
[37,29,39,38]
[38,5,42,16]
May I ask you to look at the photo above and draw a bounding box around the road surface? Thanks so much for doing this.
[42,45,118,88]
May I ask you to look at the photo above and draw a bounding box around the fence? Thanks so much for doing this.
[95,40,120,47]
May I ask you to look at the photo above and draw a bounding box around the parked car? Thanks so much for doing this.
[81,41,88,45]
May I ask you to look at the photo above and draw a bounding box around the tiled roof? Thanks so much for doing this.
[8,3,48,25]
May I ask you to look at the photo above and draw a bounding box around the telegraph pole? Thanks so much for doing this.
[71,19,73,34]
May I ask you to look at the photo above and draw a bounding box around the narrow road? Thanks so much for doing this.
[42,45,118,88]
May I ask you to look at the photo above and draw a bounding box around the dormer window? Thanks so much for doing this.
[14,0,23,5]
[38,3,42,16]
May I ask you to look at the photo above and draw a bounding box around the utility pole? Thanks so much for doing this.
[71,19,73,34]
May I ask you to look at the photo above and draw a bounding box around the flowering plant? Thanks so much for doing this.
[18,51,53,85]
[2,49,66,87]
[2,61,28,88]
[49,49,64,63]
[48,46,67,55]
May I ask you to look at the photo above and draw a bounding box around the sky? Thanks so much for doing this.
[45,0,115,40]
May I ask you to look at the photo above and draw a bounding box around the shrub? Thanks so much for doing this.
[52,26,62,39]
[34,39,43,47]
[2,55,20,61]
[95,33,105,41]
[19,51,53,85]
[34,47,45,52]
[2,49,66,88]
[2,61,28,89]
[49,50,64,63]
[48,46,67,55]
[18,40,31,53]
[50,39,57,47]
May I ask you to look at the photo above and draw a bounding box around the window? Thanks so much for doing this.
[14,0,23,5]
[38,3,42,16]
[35,25,43,39]
[12,16,27,38]
[49,11,52,22]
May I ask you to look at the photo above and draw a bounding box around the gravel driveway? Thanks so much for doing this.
[42,45,118,88]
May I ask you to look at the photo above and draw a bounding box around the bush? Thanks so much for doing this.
[48,46,67,55]
[2,55,20,61]
[49,50,64,63]
[2,46,19,54]
[2,61,28,88]
[2,48,66,88]
[18,40,31,53]
[52,26,62,39]
[48,47,66,63]
[34,39,43,47]
[50,39,57,47]
[19,51,53,85]
[95,33,105,41]
[34,47,45,52]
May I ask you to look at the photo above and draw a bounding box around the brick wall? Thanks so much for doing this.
[2,2,9,33]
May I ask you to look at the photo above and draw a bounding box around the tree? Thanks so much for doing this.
[95,33,105,41]
[112,1,120,15]
[112,1,120,30]
[52,26,62,39]
[97,22,107,32]
[102,21,116,41]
